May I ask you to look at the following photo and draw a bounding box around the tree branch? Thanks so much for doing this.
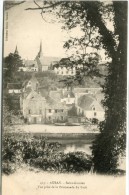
[25,2,62,11]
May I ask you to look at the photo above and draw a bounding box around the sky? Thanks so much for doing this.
[4,1,69,59]
[3,1,113,61]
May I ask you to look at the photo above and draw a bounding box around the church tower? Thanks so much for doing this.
[38,41,43,58]
[14,45,19,55]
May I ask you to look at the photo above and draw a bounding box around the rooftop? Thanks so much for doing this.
[78,95,94,110]
[24,60,37,67]
[7,83,22,89]
[62,90,75,98]
[46,96,67,109]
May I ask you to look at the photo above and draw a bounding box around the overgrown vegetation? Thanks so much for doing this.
[2,133,92,175]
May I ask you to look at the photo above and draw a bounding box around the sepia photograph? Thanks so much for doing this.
[1,0,127,195]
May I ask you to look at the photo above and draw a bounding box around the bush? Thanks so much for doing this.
[2,133,92,174]
[91,118,99,125]
[30,152,92,173]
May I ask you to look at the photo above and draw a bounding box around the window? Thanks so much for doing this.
[94,112,97,116]
[49,109,51,113]
[61,116,63,120]
[39,109,42,114]
[55,109,57,113]
[28,109,31,114]
[61,109,63,112]
[92,107,95,111]
[49,116,51,120]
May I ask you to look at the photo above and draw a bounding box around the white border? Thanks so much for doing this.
[0,1,128,195]
[0,0,3,194]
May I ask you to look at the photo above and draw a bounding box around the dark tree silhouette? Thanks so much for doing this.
[4,52,23,84]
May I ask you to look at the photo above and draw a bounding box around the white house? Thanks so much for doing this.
[77,95,105,121]
[54,66,76,76]
[7,83,22,94]
[61,90,75,105]
[18,67,27,72]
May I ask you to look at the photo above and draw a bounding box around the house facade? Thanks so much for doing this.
[54,66,76,76]
[22,91,46,124]
[61,90,75,105]
[7,83,22,94]
[21,76,68,124]
[76,95,105,121]
[23,75,39,92]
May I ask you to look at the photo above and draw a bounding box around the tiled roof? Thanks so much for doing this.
[38,88,49,98]
[24,60,37,67]
[26,90,45,101]
[62,90,75,98]
[46,96,67,109]
[78,95,94,110]
[43,56,60,66]
[73,87,102,94]
[94,91,104,104]
[49,90,62,101]
[78,95,104,111]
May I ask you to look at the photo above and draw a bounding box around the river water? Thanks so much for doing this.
[10,124,98,155]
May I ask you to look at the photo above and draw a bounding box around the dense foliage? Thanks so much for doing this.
[3,53,23,85]
[2,133,92,175]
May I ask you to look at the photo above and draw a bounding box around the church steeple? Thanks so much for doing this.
[40,41,42,53]
[14,45,19,55]
[38,41,43,58]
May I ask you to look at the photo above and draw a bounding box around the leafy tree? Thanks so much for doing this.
[26,1,127,173]
[4,52,23,85]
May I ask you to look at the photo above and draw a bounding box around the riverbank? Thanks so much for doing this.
[8,124,98,134]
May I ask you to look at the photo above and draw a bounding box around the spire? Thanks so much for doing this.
[14,45,19,55]
[38,40,43,58]
[40,40,42,53]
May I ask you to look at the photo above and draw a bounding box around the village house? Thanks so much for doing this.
[76,95,105,121]
[20,75,68,124]
[73,87,103,104]
[20,74,105,123]
[61,89,75,105]
[18,66,28,72]
[49,88,75,106]
[54,66,76,76]
[21,90,68,124]
[24,75,39,91]
[23,60,38,72]
[7,83,22,94]
[45,96,68,123]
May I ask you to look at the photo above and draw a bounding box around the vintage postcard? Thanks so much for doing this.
[1,1,128,195]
